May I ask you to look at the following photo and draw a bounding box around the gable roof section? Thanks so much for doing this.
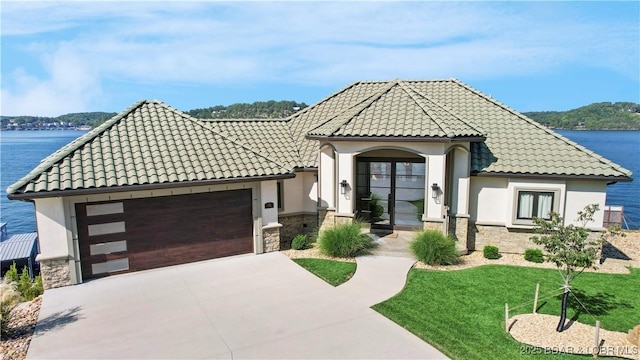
[7,100,293,198]
[306,79,485,140]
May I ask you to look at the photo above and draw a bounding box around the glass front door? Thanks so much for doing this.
[356,159,425,230]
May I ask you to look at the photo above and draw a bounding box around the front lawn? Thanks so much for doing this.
[373,265,639,360]
[292,258,357,286]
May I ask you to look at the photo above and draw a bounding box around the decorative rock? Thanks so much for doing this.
[0,296,42,360]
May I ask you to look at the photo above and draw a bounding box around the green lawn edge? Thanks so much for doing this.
[372,265,639,360]
[292,258,357,286]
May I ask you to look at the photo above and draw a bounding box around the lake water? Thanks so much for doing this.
[0,130,638,235]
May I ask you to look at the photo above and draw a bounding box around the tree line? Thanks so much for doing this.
[3,101,638,130]
[523,102,640,130]
[187,100,308,119]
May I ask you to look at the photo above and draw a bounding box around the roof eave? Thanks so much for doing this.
[305,135,486,142]
[7,173,296,201]
[471,171,633,182]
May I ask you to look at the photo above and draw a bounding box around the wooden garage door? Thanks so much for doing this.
[76,189,253,280]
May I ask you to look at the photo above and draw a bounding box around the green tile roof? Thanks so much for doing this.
[7,79,632,198]
[291,79,631,180]
[7,100,292,198]
[306,79,485,139]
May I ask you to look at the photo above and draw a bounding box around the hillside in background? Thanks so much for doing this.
[3,101,639,130]
[1,112,117,130]
[523,102,640,130]
[187,100,308,119]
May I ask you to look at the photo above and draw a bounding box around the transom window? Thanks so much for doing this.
[516,191,554,220]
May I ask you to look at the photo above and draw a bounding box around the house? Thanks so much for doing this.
[6,79,632,289]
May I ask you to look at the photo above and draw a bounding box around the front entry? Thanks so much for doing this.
[356,158,425,231]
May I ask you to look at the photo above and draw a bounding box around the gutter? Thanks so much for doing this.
[471,171,633,182]
[7,173,296,201]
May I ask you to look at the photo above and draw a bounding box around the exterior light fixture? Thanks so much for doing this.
[340,180,349,194]
[431,183,440,199]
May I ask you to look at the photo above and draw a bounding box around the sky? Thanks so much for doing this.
[1,1,639,117]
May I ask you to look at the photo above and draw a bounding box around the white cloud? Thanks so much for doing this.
[1,45,102,116]
[1,1,638,115]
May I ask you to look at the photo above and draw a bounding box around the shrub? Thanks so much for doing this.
[524,248,544,263]
[1,280,22,338]
[4,262,19,283]
[318,222,375,257]
[411,230,459,265]
[369,193,384,220]
[483,245,501,259]
[291,234,308,250]
[3,262,43,301]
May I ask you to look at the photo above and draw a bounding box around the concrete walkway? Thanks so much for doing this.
[27,252,447,359]
[337,255,416,307]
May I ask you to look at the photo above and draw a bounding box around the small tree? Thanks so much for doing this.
[530,204,622,332]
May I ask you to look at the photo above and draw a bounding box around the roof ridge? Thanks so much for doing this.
[451,80,632,177]
[402,81,486,137]
[397,81,453,137]
[6,100,150,195]
[193,118,293,172]
[307,79,400,136]
[285,81,364,121]
[147,101,295,172]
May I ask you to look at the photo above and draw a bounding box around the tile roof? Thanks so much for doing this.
[306,79,484,139]
[291,79,631,180]
[207,119,303,169]
[7,100,292,197]
[407,79,632,178]
[6,79,632,199]
[0,232,38,262]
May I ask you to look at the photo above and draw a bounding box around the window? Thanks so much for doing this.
[277,181,284,211]
[516,191,554,220]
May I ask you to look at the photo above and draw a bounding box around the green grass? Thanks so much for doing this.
[292,258,357,286]
[373,265,639,360]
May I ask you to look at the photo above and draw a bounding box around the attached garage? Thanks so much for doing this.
[75,189,253,280]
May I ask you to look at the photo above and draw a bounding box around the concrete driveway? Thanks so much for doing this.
[27,252,447,359]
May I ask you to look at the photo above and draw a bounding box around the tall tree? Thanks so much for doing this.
[530,204,623,332]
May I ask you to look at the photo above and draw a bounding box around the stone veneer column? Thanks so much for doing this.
[318,208,336,231]
[39,257,72,289]
[423,220,444,232]
[333,215,353,226]
[450,216,469,254]
[262,224,282,252]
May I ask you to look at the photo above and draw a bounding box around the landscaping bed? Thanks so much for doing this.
[1,296,41,360]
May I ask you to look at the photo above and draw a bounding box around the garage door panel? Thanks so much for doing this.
[127,237,252,272]
[76,189,254,280]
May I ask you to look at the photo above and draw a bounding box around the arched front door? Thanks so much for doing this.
[355,157,425,231]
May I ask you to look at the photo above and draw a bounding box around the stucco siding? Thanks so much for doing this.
[34,197,71,261]
[565,180,607,228]
[469,176,508,224]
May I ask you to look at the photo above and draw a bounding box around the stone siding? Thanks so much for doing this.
[40,258,72,289]
[318,209,336,230]
[279,213,318,249]
[262,226,281,252]
[448,216,470,254]
[469,223,542,254]
[334,215,353,226]
[423,221,444,232]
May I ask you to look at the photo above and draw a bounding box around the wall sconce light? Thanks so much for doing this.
[340,180,349,195]
[431,183,440,199]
